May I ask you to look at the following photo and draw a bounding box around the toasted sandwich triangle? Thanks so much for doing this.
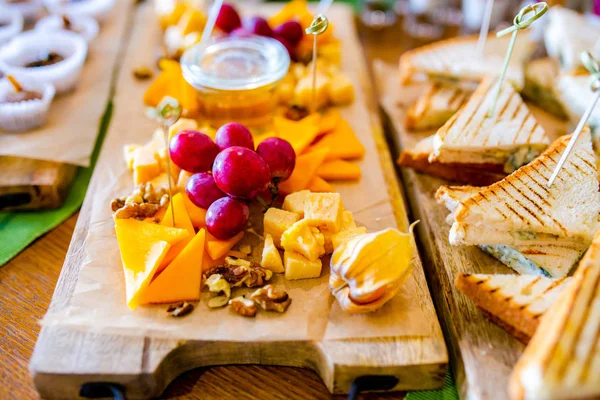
[430,76,550,170]
[450,128,600,246]
[455,273,571,343]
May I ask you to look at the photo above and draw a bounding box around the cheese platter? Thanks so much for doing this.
[30,1,447,398]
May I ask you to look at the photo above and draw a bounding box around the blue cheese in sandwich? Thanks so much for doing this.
[430,76,550,174]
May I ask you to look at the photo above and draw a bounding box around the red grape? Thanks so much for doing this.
[229,27,253,38]
[216,3,241,33]
[243,16,273,37]
[256,137,296,182]
[273,21,303,45]
[169,130,220,173]
[212,146,271,200]
[215,122,254,151]
[186,172,226,209]
[206,197,249,239]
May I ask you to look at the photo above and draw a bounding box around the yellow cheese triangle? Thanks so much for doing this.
[316,159,361,181]
[115,221,172,310]
[158,193,196,272]
[318,109,341,134]
[141,229,206,304]
[205,231,245,260]
[307,119,365,160]
[115,218,189,244]
[278,147,329,194]
[308,176,334,192]
[273,115,320,154]
[182,194,207,229]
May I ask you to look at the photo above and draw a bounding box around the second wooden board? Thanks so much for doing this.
[30,3,447,398]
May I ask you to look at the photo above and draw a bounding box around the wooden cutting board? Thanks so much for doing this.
[374,60,569,400]
[29,3,447,399]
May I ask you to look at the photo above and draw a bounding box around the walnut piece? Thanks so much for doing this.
[250,285,292,313]
[133,66,154,80]
[204,274,231,308]
[167,302,194,317]
[204,256,273,288]
[111,183,168,220]
[229,296,257,317]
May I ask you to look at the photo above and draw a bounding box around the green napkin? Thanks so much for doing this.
[0,104,112,267]
[406,371,459,400]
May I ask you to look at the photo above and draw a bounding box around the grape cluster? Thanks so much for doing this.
[169,122,296,240]
[215,3,304,61]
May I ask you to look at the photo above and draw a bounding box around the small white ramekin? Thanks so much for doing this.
[0,0,43,21]
[0,78,55,132]
[0,7,24,48]
[35,14,99,44]
[42,0,116,22]
[0,30,88,94]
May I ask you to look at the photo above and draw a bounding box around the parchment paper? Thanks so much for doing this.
[0,0,134,167]
[40,4,438,342]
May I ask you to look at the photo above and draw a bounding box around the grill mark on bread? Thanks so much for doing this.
[514,174,551,206]
[580,300,600,383]
[512,113,530,145]
[574,153,595,172]
[509,97,522,119]
[498,185,545,226]
[526,120,539,144]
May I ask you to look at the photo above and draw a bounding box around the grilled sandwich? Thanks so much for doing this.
[544,6,600,72]
[437,185,587,277]
[556,72,600,131]
[522,58,568,120]
[398,135,507,186]
[455,273,571,343]
[430,76,550,174]
[405,83,470,131]
[450,128,600,248]
[510,230,600,400]
[399,33,534,91]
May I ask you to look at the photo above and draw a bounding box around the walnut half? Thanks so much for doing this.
[204,257,273,288]
[204,274,231,308]
[250,285,292,313]
[111,183,168,220]
[229,297,257,317]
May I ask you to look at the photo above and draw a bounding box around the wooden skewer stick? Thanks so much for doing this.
[6,75,22,93]
[317,0,335,15]
[476,0,495,56]
[200,0,224,48]
[151,97,182,224]
[488,2,548,118]
[548,52,600,188]
[305,15,329,114]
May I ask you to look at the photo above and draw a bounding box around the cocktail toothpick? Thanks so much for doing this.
[547,51,600,188]
[317,0,335,15]
[488,2,548,118]
[199,0,224,48]
[148,97,182,224]
[476,0,495,56]
[305,14,329,114]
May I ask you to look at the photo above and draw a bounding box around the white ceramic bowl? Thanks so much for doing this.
[35,14,99,44]
[0,30,88,94]
[0,78,55,132]
[0,8,24,48]
[42,0,115,22]
[0,0,43,21]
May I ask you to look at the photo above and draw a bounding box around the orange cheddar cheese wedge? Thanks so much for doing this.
[318,109,341,135]
[158,193,195,272]
[205,231,244,260]
[279,147,329,194]
[255,131,277,146]
[115,219,189,309]
[143,60,199,114]
[307,120,365,160]
[316,159,361,181]
[141,229,206,304]
[182,194,207,229]
[273,115,320,155]
[307,176,334,192]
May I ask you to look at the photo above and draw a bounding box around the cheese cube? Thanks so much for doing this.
[304,192,344,233]
[284,251,322,280]
[281,220,325,262]
[322,229,334,254]
[342,210,357,230]
[132,146,161,185]
[329,73,354,106]
[282,190,311,217]
[261,234,284,273]
[332,227,367,250]
[123,144,140,170]
[177,170,194,192]
[294,74,331,110]
[263,208,301,248]
[168,118,198,140]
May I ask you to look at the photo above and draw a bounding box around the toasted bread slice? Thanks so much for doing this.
[399,34,534,90]
[437,186,587,277]
[556,72,600,130]
[522,58,568,120]
[456,273,571,343]
[451,129,600,247]
[405,83,470,131]
[430,76,549,172]
[510,230,600,400]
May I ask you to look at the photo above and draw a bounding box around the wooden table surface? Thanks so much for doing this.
[0,12,448,400]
